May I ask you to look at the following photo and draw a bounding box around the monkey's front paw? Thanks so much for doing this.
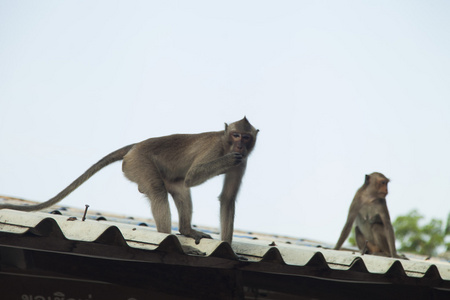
[228,152,243,166]
[181,229,212,245]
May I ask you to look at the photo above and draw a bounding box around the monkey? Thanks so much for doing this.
[334,172,405,259]
[0,117,259,245]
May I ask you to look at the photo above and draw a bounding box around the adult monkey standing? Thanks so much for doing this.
[0,117,259,244]
[334,172,405,258]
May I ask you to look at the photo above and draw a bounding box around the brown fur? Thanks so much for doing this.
[334,172,404,258]
[0,117,258,244]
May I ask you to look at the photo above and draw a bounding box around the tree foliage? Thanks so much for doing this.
[347,210,449,256]
[393,210,447,256]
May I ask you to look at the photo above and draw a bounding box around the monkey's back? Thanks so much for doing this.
[124,131,225,182]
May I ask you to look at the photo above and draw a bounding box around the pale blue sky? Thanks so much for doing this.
[1,1,449,246]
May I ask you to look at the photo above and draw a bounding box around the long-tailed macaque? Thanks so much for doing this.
[0,117,259,244]
[334,172,404,258]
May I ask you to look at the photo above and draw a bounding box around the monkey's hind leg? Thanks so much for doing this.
[167,182,212,244]
[355,226,369,254]
[147,189,172,234]
[370,223,392,257]
[356,224,385,256]
[123,158,172,234]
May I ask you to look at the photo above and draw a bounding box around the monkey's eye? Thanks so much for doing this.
[242,135,251,141]
[232,133,240,138]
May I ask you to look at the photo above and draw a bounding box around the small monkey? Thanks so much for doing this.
[334,172,404,258]
[0,117,259,244]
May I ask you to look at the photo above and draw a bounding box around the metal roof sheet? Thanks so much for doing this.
[0,197,449,299]
[0,206,448,283]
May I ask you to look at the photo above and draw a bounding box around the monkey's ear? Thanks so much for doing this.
[364,174,370,185]
[224,123,229,132]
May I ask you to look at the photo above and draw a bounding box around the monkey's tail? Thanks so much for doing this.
[0,144,135,212]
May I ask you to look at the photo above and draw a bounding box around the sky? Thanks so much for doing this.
[1,1,449,247]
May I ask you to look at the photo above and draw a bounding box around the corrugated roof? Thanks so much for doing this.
[1,197,449,299]
[0,201,448,279]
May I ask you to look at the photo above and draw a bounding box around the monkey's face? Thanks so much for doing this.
[225,117,258,156]
[229,132,253,156]
[377,179,389,198]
